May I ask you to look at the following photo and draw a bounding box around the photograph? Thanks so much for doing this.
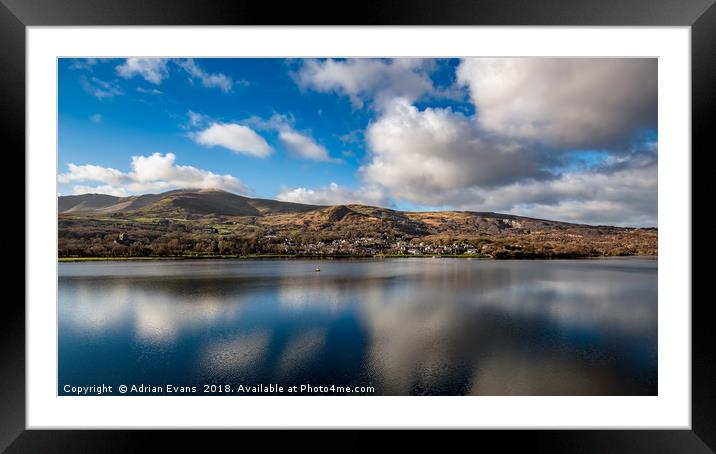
[57,56,658,397]
[3,0,708,446]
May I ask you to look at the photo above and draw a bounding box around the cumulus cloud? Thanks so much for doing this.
[59,163,126,186]
[193,122,273,157]
[244,113,341,163]
[189,113,339,162]
[333,88,654,225]
[176,59,236,92]
[295,58,657,226]
[456,58,657,149]
[58,152,250,196]
[295,58,439,109]
[75,57,656,226]
[277,182,387,207]
[361,98,549,205]
[116,58,169,85]
[278,129,335,162]
[456,157,658,226]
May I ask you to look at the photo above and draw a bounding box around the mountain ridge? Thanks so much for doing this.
[58,187,642,228]
[58,188,657,259]
[59,188,322,217]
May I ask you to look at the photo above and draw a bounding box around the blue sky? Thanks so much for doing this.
[58,58,657,226]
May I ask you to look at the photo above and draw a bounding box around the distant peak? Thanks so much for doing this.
[173,187,229,194]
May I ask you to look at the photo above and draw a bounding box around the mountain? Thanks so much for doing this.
[58,188,657,259]
[58,188,320,216]
[58,193,123,213]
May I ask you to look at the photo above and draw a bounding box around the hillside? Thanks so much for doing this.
[59,188,320,216]
[58,188,657,259]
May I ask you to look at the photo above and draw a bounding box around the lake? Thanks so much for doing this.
[58,258,657,396]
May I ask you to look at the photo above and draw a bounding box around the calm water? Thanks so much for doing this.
[58,258,657,396]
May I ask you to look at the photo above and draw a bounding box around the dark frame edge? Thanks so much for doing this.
[691,0,716,451]
[0,1,26,453]
[5,0,713,451]
[1,0,715,25]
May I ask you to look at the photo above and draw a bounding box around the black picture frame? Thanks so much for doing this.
[3,0,710,451]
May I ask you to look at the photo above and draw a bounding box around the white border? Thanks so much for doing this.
[27,26,691,429]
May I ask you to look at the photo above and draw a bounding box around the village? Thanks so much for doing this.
[261,235,484,257]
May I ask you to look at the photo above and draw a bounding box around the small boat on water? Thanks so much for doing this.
[314,267,321,272]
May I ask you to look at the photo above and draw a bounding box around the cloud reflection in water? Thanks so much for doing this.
[59,258,657,395]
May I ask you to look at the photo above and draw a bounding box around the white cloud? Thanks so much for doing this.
[116,58,169,85]
[71,185,129,197]
[90,113,102,123]
[295,58,438,109]
[463,161,658,226]
[58,152,250,196]
[278,129,338,163]
[283,156,657,226]
[116,58,240,91]
[352,94,657,226]
[81,76,123,99]
[456,58,657,149]
[193,122,273,157]
[361,98,546,205]
[244,113,341,163]
[72,57,656,226]
[58,163,126,186]
[176,59,236,92]
[277,182,387,207]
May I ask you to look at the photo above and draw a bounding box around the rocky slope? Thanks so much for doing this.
[58,188,657,259]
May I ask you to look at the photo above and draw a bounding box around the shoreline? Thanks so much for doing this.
[57,254,658,263]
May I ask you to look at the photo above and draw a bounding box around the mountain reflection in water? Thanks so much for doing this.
[59,258,657,395]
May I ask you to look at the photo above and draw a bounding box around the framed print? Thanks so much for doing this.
[4,0,712,451]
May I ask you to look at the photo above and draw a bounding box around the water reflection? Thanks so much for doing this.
[202,331,272,377]
[59,258,657,395]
